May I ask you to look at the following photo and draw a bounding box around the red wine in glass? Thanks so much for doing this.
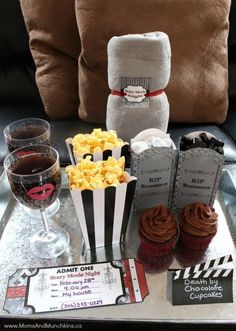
[9,154,61,210]
[4,145,69,259]
[4,118,50,152]
[4,118,60,219]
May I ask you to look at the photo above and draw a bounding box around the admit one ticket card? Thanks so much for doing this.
[4,258,149,314]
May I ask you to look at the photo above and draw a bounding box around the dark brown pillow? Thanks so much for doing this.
[75,0,231,124]
[20,0,80,119]
[229,0,236,101]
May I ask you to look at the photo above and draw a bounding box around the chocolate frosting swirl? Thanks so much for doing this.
[180,203,218,237]
[139,205,177,243]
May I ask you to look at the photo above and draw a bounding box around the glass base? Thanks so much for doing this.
[25,198,60,220]
[30,225,70,259]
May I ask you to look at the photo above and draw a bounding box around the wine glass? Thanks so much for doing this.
[3,118,60,219]
[4,144,70,259]
[3,118,51,152]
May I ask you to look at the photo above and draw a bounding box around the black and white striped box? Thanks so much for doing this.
[70,173,137,249]
[66,138,129,165]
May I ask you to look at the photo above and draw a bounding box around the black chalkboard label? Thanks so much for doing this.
[168,255,234,305]
[168,269,233,305]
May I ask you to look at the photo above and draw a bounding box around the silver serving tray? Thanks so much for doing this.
[0,168,236,322]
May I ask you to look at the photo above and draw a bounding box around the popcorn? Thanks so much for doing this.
[66,156,126,190]
[71,129,126,158]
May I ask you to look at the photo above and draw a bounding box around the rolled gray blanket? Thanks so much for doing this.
[106,32,171,142]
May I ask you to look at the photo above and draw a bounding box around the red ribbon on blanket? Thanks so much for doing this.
[111,89,164,97]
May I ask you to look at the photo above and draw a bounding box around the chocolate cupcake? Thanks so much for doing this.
[179,203,218,250]
[138,205,178,256]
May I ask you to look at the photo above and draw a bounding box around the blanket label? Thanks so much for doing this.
[121,77,150,108]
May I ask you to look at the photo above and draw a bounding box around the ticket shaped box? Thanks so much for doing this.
[131,147,177,214]
[172,132,224,209]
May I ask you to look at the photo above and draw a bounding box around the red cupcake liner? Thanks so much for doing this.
[137,246,174,272]
[139,231,177,256]
[179,229,216,250]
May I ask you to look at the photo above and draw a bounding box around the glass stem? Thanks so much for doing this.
[40,208,49,234]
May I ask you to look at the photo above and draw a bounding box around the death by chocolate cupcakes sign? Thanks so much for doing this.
[168,255,234,305]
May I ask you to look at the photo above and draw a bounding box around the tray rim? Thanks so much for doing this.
[0,168,236,323]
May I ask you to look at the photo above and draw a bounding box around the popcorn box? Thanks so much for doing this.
[131,146,177,214]
[69,173,137,249]
[172,131,224,209]
[65,137,129,165]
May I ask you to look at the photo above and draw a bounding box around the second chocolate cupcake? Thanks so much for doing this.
[138,205,178,256]
[179,202,218,250]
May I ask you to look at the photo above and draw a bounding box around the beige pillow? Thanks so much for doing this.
[20,0,80,119]
[75,0,231,124]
